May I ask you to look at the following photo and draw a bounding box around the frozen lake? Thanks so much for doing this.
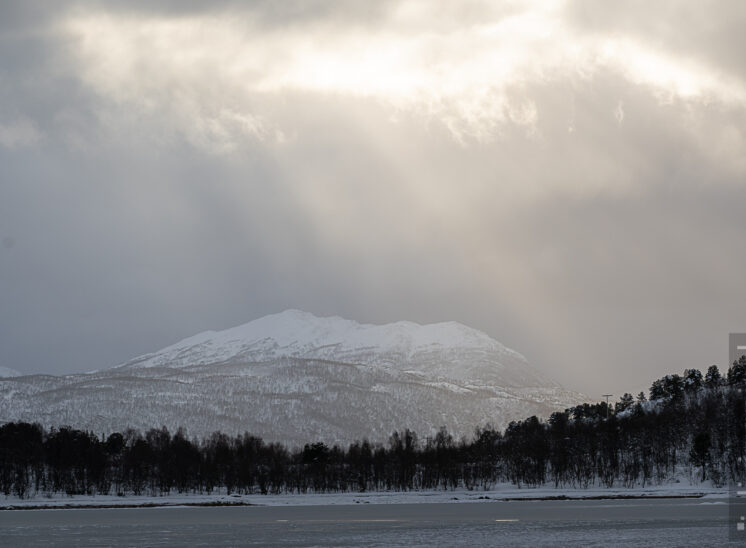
[0,498,735,546]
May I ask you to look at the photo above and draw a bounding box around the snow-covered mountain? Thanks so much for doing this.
[0,366,21,378]
[121,309,548,388]
[0,310,585,446]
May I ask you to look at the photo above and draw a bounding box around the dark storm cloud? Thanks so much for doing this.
[0,1,745,397]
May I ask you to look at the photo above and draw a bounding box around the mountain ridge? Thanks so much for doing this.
[119,309,549,389]
[0,310,585,445]
[121,309,524,364]
[0,366,21,378]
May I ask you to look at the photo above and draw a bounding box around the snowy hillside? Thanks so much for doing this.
[0,366,21,378]
[0,311,585,445]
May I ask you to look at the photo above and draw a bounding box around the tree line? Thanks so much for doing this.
[1,358,745,498]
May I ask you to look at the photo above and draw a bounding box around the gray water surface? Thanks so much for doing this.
[0,498,734,547]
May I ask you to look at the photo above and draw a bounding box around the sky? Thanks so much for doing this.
[1,0,745,396]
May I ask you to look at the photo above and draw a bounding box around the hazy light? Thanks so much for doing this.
[63,2,746,149]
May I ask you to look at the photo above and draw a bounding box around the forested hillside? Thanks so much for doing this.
[1,360,744,498]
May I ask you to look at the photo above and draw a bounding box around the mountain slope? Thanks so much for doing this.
[0,311,585,445]
[0,366,21,378]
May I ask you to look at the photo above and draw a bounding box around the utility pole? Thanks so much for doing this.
[602,394,613,419]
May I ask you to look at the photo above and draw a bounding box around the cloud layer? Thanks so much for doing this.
[1,0,745,395]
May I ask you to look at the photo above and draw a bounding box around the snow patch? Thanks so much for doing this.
[0,366,21,378]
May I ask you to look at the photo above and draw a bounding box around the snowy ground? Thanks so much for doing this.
[1,483,729,510]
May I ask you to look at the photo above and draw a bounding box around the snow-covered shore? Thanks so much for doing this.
[1,483,729,510]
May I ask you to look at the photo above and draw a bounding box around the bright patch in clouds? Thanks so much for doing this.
[63,1,746,149]
[597,38,746,104]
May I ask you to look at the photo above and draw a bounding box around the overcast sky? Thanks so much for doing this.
[1,1,745,396]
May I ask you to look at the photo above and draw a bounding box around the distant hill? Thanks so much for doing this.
[0,310,585,445]
[0,366,21,378]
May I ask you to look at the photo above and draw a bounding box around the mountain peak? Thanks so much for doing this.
[120,310,542,389]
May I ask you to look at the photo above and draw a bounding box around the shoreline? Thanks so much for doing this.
[1,485,728,511]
